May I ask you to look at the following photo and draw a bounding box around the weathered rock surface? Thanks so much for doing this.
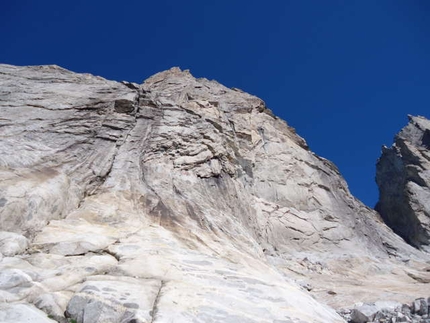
[0,303,57,323]
[65,275,162,323]
[0,231,28,256]
[340,297,430,323]
[350,301,402,323]
[0,64,429,322]
[376,115,430,251]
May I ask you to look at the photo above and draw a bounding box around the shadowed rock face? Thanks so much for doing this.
[376,115,430,251]
[0,64,429,323]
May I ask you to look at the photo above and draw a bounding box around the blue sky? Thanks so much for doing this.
[1,1,429,207]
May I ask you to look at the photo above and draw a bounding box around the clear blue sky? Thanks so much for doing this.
[2,1,429,207]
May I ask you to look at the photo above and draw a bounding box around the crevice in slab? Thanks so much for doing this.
[149,280,165,323]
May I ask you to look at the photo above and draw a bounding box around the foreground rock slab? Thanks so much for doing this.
[66,276,161,323]
[0,303,57,323]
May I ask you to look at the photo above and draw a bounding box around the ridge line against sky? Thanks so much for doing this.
[1,0,429,207]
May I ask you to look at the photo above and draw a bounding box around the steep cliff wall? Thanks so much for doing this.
[376,115,430,251]
[0,64,429,323]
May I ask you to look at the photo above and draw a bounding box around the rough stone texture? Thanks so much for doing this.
[0,64,430,322]
[0,303,57,323]
[65,276,161,323]
[340,297,430,323]
[350,301,402,323]
[376,115,430,250]
[0,231,28,256]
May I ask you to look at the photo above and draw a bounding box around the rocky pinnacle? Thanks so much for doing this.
[376,115,430,251]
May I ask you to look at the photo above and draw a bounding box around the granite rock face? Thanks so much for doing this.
[0,64,429,322]
[376,115,430,251]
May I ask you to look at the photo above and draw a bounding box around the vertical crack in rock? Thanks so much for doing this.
[85,91,141,197]
[149,281,165,323]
